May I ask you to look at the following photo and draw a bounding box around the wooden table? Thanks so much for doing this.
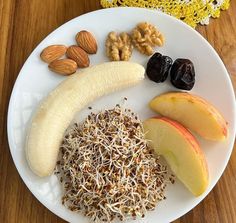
[0,0,235,222]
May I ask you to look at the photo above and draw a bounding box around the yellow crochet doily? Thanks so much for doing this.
[100,0,230,28]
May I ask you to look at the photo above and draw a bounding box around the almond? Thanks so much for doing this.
[75,30,98,54]
[48,59,77,75]
[40,45,67,63]
[66,45,90,68]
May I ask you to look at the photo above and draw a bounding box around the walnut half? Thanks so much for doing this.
[131,22,165,56]
[105,32,133,61]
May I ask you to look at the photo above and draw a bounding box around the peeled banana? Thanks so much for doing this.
[26,62,145,177]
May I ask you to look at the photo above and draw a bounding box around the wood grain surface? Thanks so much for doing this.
[0,0,235,222]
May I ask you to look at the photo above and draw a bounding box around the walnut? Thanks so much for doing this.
[105,32,133,61]
[131,22,165,55]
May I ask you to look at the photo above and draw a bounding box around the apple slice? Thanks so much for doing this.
[149,92,228,141]
[143,117,209,196]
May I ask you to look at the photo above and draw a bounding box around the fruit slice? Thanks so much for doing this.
[26,61,145,177]
[149,92,227,141]
[143,117,209,196]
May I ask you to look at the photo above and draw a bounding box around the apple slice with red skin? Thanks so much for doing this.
[143,117,209,196]
[149,92,228,141]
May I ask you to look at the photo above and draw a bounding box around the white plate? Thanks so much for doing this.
[7,7,236,223]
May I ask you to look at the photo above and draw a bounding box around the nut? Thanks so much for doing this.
[131,22,165,55]
[75,30,98,54]
[105,32,133,61]
[40,45,67,63]
[48,59,77,75]
[66,45,90,68]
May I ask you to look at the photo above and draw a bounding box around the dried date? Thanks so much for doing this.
[170,58,195,90]
[146,53,172,83]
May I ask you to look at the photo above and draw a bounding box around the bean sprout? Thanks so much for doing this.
[56,106,174,222]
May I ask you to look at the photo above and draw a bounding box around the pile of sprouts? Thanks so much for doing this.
[56,105,174,222]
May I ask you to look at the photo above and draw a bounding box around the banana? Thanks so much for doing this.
[26,61,145,177]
